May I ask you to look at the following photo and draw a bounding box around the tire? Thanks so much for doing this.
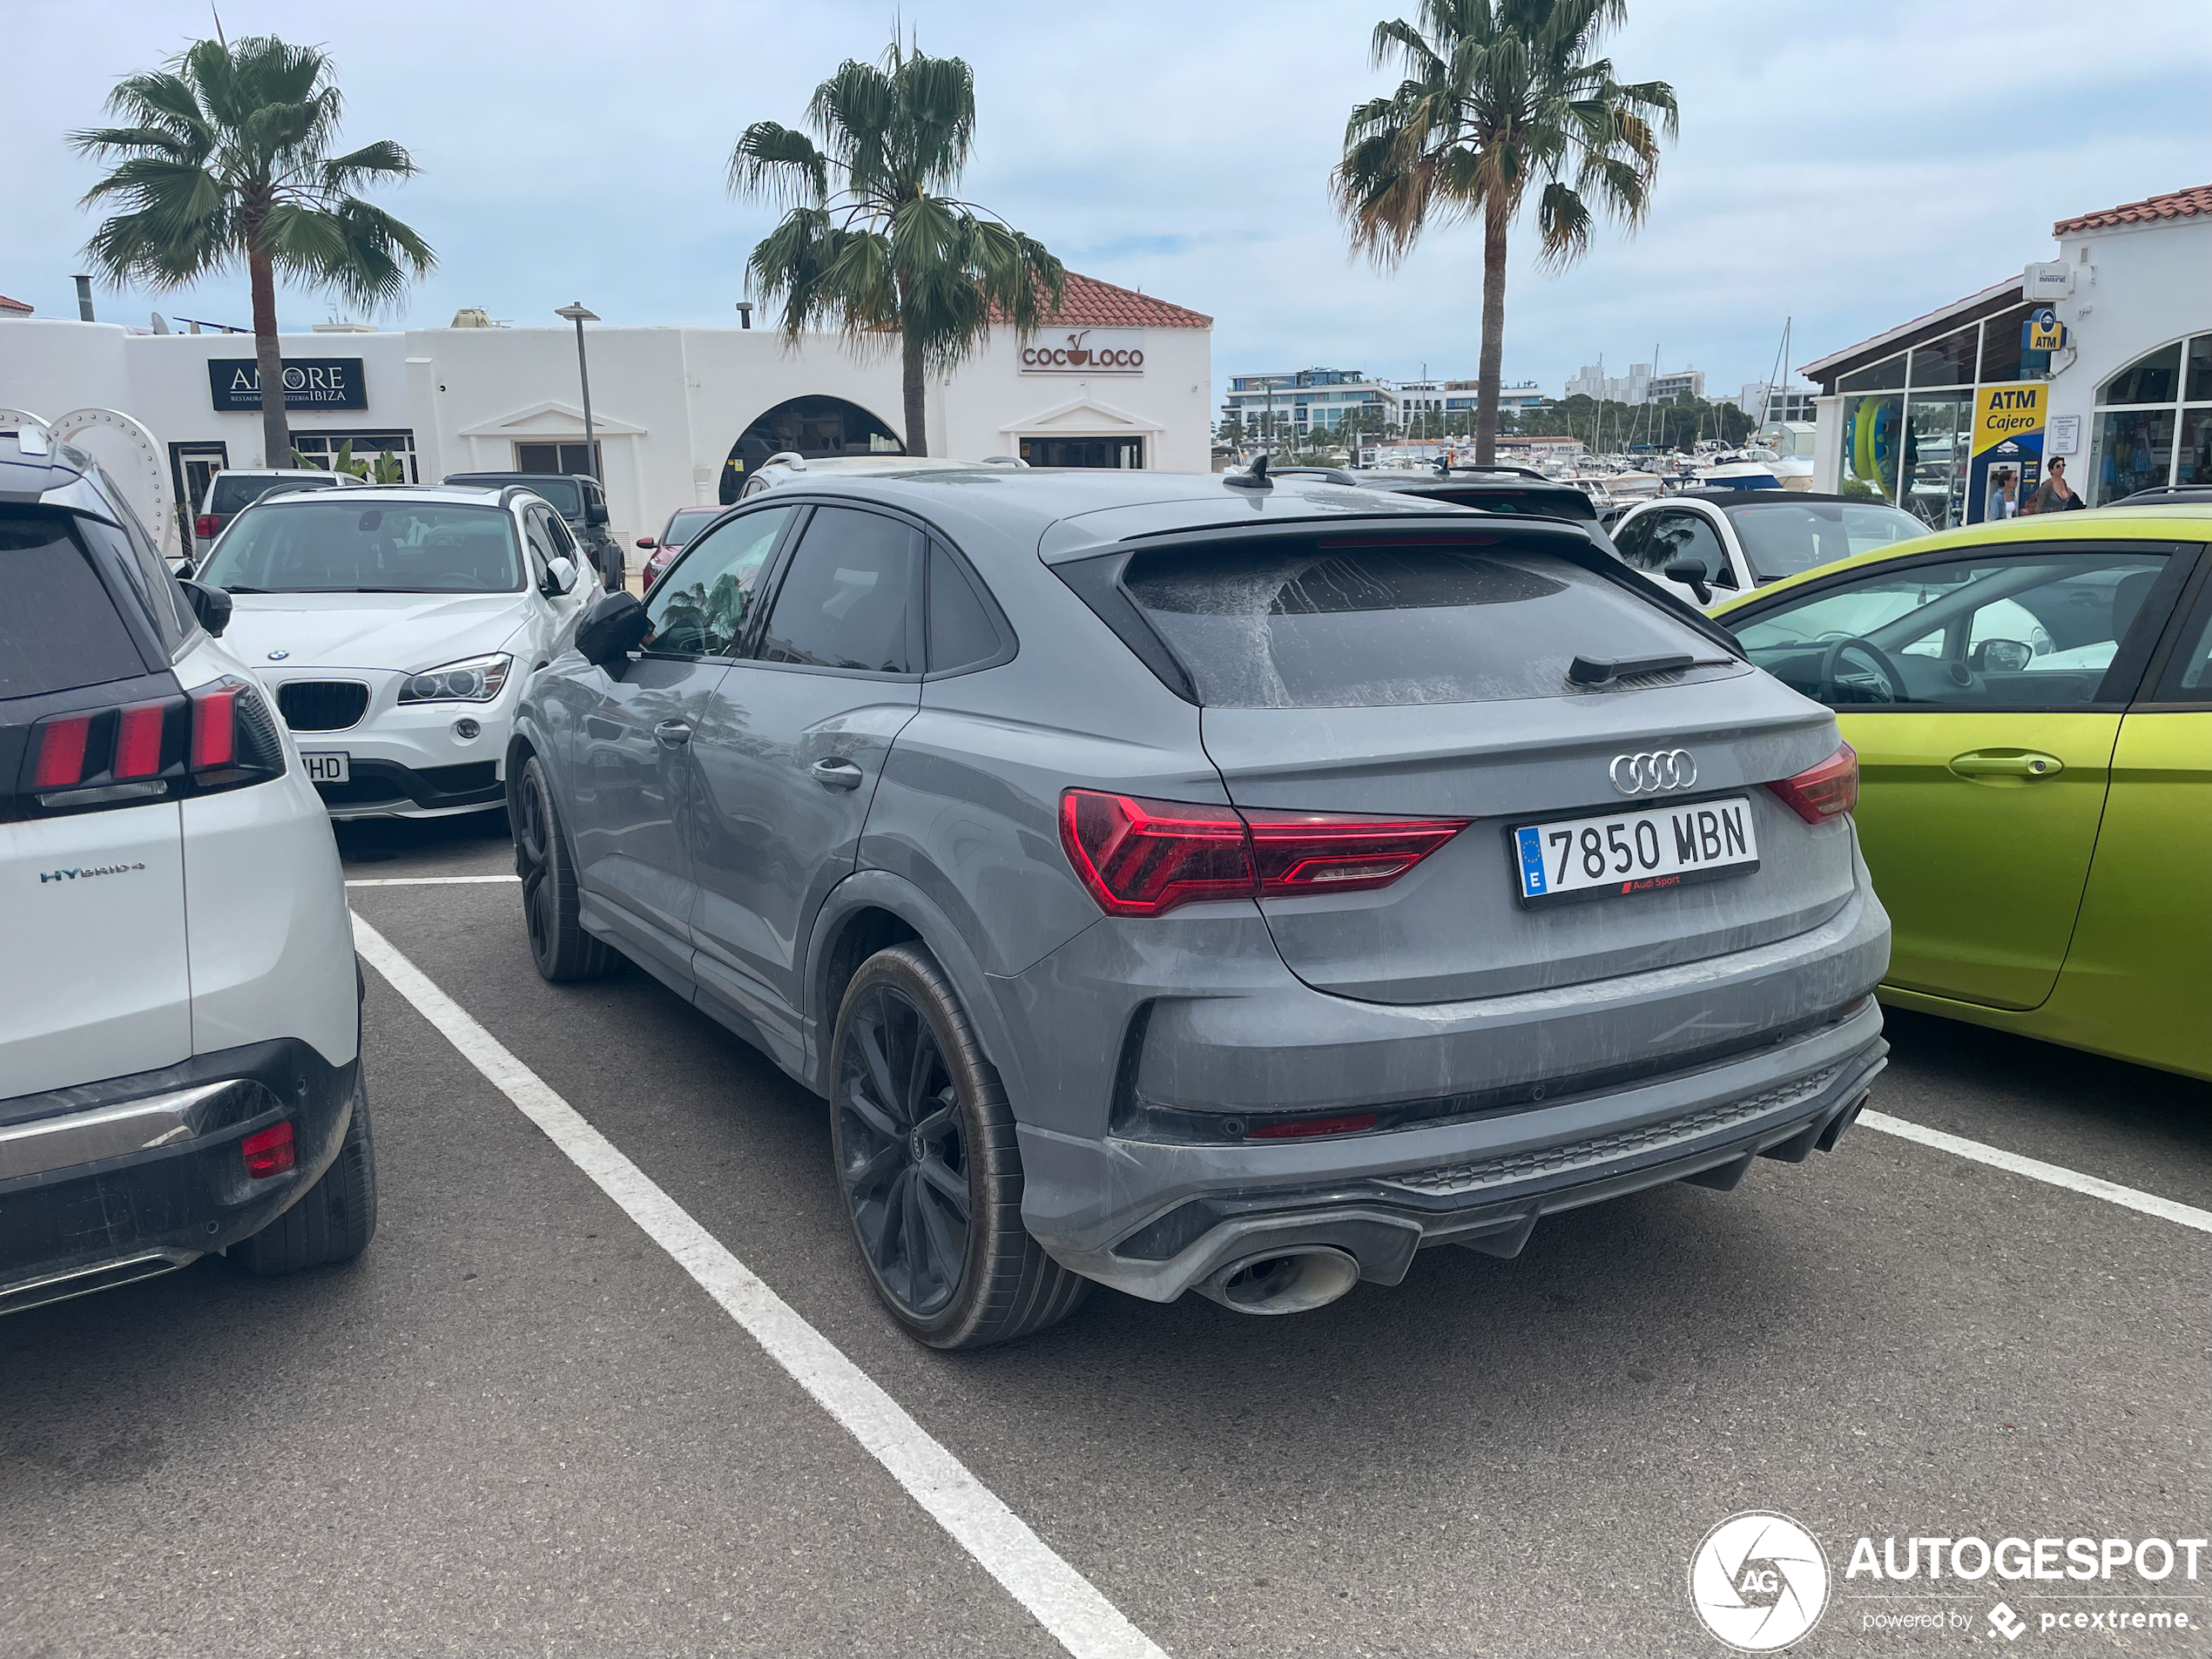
[238,1071,379,1277]
[514,753,622,982]
[829,944,1088,1351]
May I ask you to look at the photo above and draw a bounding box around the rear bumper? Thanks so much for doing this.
[1006,879,1891,1302]
[0,1039,357,1315]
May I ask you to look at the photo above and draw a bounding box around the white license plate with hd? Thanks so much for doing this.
[302,752,351,784]
[1514,796,1757,903]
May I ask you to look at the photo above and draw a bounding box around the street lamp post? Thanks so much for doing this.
[555,302,599,477]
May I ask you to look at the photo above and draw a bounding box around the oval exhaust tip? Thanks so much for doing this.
[1196,1246,1360,1316]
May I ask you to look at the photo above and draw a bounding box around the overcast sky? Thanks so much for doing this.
[10,0,2210,407]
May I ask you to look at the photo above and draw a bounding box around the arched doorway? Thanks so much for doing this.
[720,395,904,502]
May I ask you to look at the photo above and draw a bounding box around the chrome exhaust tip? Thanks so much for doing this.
[1195,1246,1360,1316]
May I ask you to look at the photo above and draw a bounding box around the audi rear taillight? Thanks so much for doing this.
[193,514,219,538]
[1059,789,1468,918]
[17,678,284,813]
[1768,742,1858,825]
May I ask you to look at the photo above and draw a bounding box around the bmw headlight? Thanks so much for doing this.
[399,653,511,705]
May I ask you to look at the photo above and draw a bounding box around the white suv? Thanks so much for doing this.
[195,483,594,819]
[1,428,373,1317]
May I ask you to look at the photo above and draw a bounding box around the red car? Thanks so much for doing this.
[638,506,725,590]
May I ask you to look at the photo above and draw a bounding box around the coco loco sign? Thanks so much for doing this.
[1019,328,1144,374]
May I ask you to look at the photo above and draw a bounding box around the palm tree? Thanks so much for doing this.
[731,36,1063,457]
[72,36,434,469]
[1334,0,1676,466]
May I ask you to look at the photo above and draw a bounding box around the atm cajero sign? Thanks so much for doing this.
[1020,328,1144,374]
[207,357,367,411]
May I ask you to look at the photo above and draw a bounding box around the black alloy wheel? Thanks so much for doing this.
[828,945,1089,1349]
[515,755,620,981]
[836,981,973,1317]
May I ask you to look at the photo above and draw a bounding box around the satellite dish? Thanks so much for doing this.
[151,312,172,334]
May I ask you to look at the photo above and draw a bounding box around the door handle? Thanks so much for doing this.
[810,758,865,791]
[1949,750,2063,779]
[653,720,692,747]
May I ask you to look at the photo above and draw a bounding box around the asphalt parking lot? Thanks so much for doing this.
[4,812,2209,1659]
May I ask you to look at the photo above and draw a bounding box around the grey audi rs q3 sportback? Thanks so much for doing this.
[509,469,1891,1349]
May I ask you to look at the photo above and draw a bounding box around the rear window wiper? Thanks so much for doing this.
[1568,651,1730,685]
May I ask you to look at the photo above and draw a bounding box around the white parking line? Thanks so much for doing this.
[346,874,520,887]
[349,914,1167,1659]
[1861,1109,2212,1238]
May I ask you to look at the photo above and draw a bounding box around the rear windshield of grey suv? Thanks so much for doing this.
[1123,539,1720,707]
[209,474,339,515]
[200,502,523,593]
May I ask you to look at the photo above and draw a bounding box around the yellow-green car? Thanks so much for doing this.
[1712,505,2212,1079]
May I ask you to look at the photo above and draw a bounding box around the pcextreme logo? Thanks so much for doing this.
[1689,1512,1831,1650]
[37,862,145,884]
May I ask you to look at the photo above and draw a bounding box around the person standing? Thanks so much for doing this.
[2024,455,2084,514]
[1989,472,2017,520]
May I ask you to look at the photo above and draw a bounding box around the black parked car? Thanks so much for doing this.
[1274,463,1615,551]
[444,472,624,589]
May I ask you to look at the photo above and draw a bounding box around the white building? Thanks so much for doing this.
[1646,368,1705,403]
[0,272,1213,555]
[1220,368,1391,438]
[1737,381,1818,423]
[1802,182,2212,524]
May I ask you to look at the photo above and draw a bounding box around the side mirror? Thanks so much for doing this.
[635,536,657,550]
[586,497,610,527]
[576,589,648,670]
[541,556,578,597]
[179,577,233,637]
[1662,558,1714,606]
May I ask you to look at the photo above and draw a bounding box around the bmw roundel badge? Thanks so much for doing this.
[266,649,289,660]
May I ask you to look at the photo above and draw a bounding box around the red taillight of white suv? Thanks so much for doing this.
[1766,743,1859,825]
[1059,789,1469,917]
[22,677,286,813]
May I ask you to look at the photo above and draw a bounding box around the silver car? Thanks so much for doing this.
[509,469,1891,1349]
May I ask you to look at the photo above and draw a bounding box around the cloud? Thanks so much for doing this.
[9,0,2209,412]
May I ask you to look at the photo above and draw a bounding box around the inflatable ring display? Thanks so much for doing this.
[1850,397,1900,497]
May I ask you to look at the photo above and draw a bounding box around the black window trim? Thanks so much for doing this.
[2136,544,2212,709]
[737,500,928,681]
[49,506,177,678]
[1720,539,2203,715]
[637,499,806,665]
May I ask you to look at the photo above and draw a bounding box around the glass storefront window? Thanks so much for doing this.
[2178,408,2212,488]
[2090,407,2176,504]
[1838,354,1905,394]
[1977,303,2044,384]
[1842,394,1905,503]
[2187,334,2212,402]
[1901,394,1972,529]
[2100,343,2182,405]
[1909,327,1978,388]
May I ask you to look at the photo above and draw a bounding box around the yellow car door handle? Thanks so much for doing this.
[1950,750,2064,779]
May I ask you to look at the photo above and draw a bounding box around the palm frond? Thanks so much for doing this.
[729,121,832,205]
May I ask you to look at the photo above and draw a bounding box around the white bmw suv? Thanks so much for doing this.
[194,484,594,819]
[1,428,373,1316]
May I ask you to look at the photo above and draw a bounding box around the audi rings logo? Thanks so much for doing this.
[1609,749,1697,795]
[1689,1512,1831,1651]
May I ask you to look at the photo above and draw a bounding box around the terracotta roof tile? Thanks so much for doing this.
[0,294,31,314]
[996,271,1211,329]
[2054,183,2212,236]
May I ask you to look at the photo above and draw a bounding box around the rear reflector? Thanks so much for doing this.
[1768,742,1858,824]
[1245,1112,1380,1140]
[1060,789,1468,918]
[239,1120,295,1179]
[32,716,92,789]
[191,684,238,769]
